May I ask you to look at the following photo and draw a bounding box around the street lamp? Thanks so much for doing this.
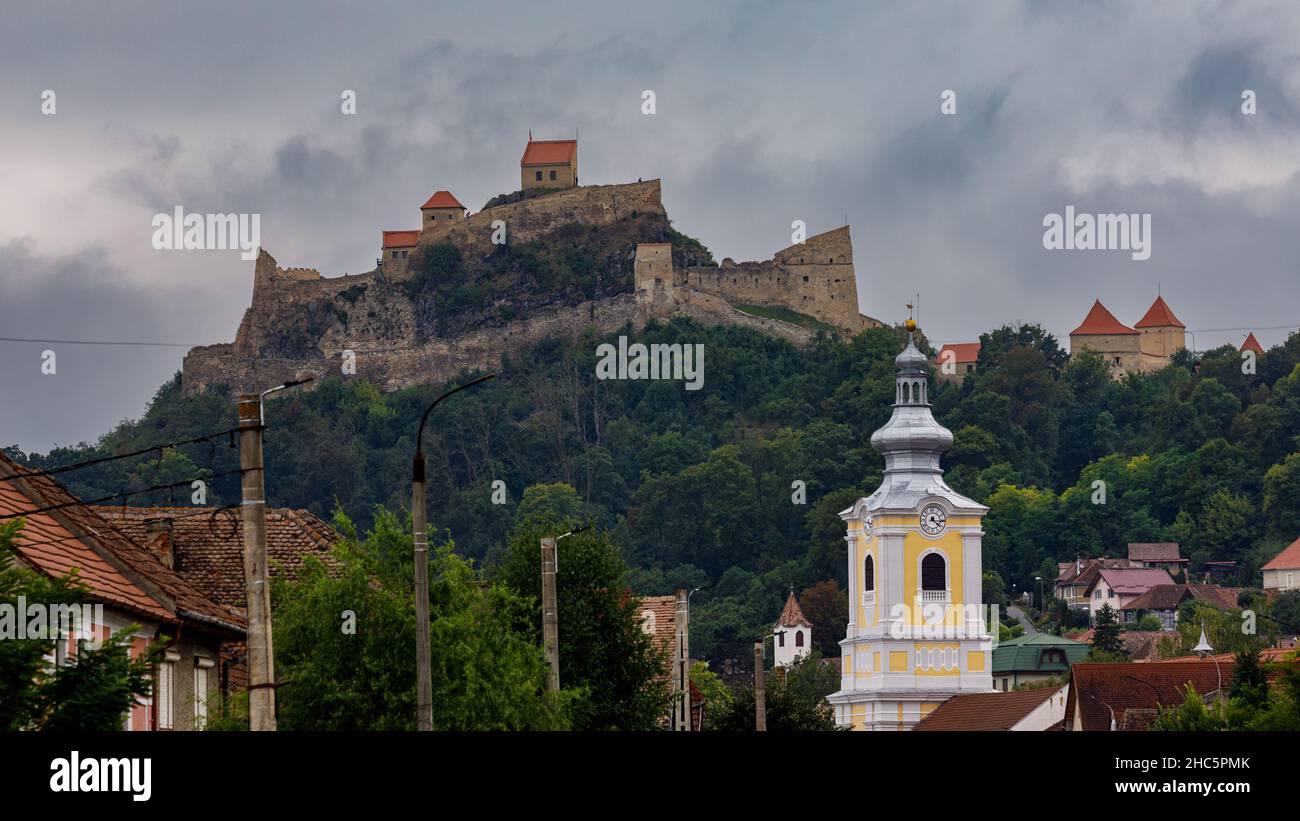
[411,373,496,731]
[1193,622,1223,705]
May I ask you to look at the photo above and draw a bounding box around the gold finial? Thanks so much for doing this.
[905,302,916,332]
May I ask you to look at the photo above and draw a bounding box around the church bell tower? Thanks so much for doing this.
[826,319,995,731]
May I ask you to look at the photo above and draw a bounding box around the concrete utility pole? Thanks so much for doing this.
[238,378,312,732]
[412,373,496,730]
[673,588,690,731]
[754,641,766,731]
[541,537,560,691]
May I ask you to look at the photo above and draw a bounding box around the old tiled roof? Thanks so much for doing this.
[382,230,421,248]
[92,506,339,609]
[521,139,577,166]
[992,633,1089,674]
[915,687,1062,731]
[1240,332,1265,355]
[774,592,812,629]
[1070,300,1137,336]
[0,454,244,635]
[637,594,678,661]
[420,190,464,210]
[936,342,980,365]
[1121,584,1191,611]
[1127,542,1183,563]
[1157,646,1300,664]
[1262,536,1300,571]
[1057,557,1131,585]
[1067,661,1227,730]
[1134,296,1184,329]
[1086,567,1174,596]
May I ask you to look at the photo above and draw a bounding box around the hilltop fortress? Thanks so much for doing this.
[182,138,880,395]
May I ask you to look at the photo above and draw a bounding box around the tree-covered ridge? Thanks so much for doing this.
[7,319,1300,668]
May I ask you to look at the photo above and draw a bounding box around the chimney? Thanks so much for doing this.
[144,518,175,570]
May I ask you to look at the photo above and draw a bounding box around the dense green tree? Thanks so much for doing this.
[709,652,841,731]
[1090,604,1126,658]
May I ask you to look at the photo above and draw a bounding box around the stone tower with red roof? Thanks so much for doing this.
[1069,296,1186,378]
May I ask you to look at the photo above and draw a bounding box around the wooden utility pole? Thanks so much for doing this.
[541,536,560,691]
[412,452,433,730]
[237,394,276,731]
[754,641,766,731]
[674,589,691,730]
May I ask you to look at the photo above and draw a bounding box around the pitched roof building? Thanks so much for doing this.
[91,505,339,609]
[1069,296,1186,377]
[1240,332,1265,356]
[1120,584,1243,631]
[1085,567,1175,623]
[934,342,981,384]
[0,453,244,730]
[915,685,1068,731]
[1066,661,1228,730]
[1262,536,1300,592]
[1126,542,1189,574]
[992,633,1089,691]
[773,591,812,667]
[520,137,578,190]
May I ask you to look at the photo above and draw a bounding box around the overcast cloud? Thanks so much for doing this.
[3,1,1299,451]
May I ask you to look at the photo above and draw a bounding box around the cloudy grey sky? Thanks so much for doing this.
[3,1,1299,451]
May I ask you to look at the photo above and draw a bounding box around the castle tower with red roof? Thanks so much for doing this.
[1134,295,1186,365]
[1241,332,1265,356]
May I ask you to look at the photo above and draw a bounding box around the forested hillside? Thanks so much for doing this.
[9,319,1300,668]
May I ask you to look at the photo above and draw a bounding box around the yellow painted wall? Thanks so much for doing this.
[913,642,960,676]
[967,650,986,672]
[888,650,908,672]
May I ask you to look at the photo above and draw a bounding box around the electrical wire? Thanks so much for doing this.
[3,427,242,483]
[0,468,246,522]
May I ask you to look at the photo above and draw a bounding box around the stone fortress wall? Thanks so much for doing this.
[182,180,877,396]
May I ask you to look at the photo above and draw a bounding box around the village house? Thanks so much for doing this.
[1119,584,1242,631]
[1054,557,1132,611]
[420,190,466,228]
[1126,542,1189,577]
[638,593,704,729]
[1085,566,1175,624]
[1261,537,1300,592]
[992,633,1089,691]
[0,453,245,730]
[914,685,1069,731]
[1065,661,1225,730]
[90,505,339,691]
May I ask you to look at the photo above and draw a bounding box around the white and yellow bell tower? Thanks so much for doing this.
[827,319,995,731]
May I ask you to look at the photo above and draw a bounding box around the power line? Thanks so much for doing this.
[0,468,245,522]
[0,335,199,348]
[4,427,242,483]
[1,504,242,553]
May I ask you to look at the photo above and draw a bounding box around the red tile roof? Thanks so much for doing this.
[936,342,980,364]
[92,506,339,609]
[915,686,1062,731]
[1127,542,1183,563]
[521,139,577,167]
[774,592,812,628]
[1134,295,1184,329]
[1240,332,1265,355]
[1120,583,1239,612]
[1157,646,1299,664]
[0,454,244,634]
[637,595,679,682]
[1068,661,1227,730]
[382,230,420,248]
[1086,567,1174,596]
[420,190,464,210]
[1070,300,1137,336]
[1262,536,1300,571]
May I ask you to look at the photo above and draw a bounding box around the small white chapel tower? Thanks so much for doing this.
[773,591,812,667]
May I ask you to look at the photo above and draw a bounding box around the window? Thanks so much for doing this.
[1113,357,1121,365]
[795,631,804,648]
[392,251,398,259]
[965,364,974,373]
[194,657,215,728]
[549,169,557,181]
[778,632,784,647]
[158,652,179,730]
[921,553,946,591]
[535,170,543,181]
[864,555,875,592]
[903,383,910,402]
[1094,589,1101,599]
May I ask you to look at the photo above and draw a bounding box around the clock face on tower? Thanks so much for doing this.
[919,505,947,536]
[862,514,873,540]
